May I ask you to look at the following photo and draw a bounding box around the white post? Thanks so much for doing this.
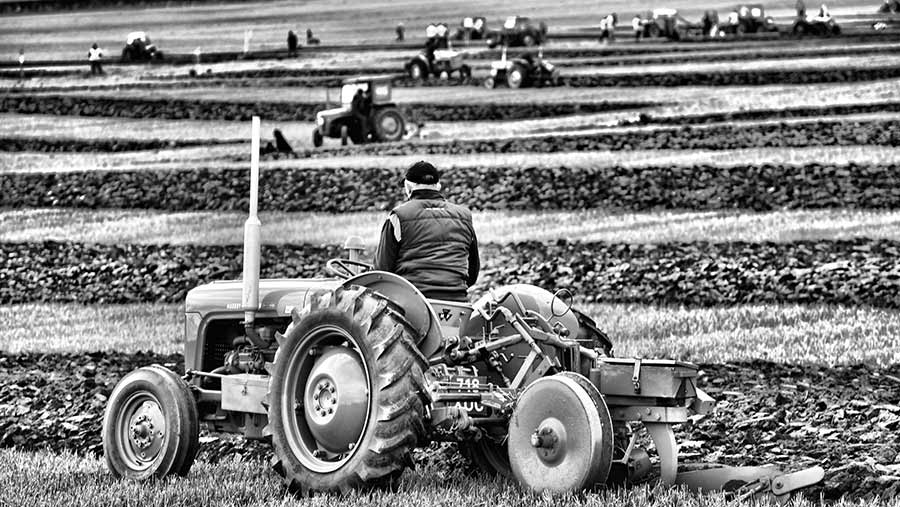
[242,116,261,325]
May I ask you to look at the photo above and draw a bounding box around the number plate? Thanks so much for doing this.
[448,375,490,417]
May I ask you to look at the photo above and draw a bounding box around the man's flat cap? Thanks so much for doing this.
[405,160,440,184]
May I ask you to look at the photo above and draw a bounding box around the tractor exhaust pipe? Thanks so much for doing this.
[242,116,265,347]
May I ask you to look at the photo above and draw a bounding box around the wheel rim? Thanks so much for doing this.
[508,69,523,88]
[378,113,401,138]
[282,325,371,473]
[411,64,422,79]
[116,392,166,471]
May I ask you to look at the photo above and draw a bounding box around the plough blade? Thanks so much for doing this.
[675,464,825,503]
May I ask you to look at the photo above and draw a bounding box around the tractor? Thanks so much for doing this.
[484,48,559,89]
[719,4,779,35]
[639,8,704,40]
[485,16,548,48]
[121,31,163,62]
[453,16,488,41]
[102,122,825,499]
[311,76,408,147]
[405,45,472,82]
[792,12,841,36]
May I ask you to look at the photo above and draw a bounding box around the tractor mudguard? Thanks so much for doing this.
[341,270,443,358]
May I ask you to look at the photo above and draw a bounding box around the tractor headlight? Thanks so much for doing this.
[490,68,498,76]
[316,114,324,127]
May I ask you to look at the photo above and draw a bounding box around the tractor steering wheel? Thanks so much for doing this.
[325,259,374,279]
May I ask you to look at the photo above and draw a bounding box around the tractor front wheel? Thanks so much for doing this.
[266,286,429,494]
[507,64,526,89]
[340,125,349,146]
[372,108,406,142]
[312,128,323,148]
[102,365,200,480]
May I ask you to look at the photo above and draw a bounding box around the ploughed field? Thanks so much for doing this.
[4,1,900,505]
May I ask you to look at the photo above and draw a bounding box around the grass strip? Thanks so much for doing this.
[3,302,898,366]
[4,208,900,246]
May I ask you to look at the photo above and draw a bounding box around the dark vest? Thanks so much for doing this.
[392,190,474,298]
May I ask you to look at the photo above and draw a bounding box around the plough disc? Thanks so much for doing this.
[507,373,614,493]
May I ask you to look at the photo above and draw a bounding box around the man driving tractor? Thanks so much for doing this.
[374,161,480,302]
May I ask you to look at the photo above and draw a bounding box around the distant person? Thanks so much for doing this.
[87,43,103,75]
[605,13,617,42]
[350,88,368,140]
[306,28,320,45]
[374,161,480,302]
[396,22,405,41]
[632,14,643,41]
[818,3,830,18]
[287,30,298,56]
[17,48,25,80]
[796,0,807,18]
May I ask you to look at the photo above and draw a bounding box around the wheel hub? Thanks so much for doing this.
[530,419,567,464]
[125,399,165,461]
[304,347,368,454]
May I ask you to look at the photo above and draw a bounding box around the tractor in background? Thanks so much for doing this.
[639,8,705,40]
[485,16,548,48]
[720,4,779,35]
[405,45,471,82]
[484,48,559,89]
[310,76,408,147]
[453,16,488,41]
[102,122,826,499]
[793,11,841,36]
[121,31,163,61]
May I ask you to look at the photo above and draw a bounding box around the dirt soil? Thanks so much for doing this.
[0,351,897,500]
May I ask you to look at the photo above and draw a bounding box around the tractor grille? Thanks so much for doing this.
[202,339,232,371]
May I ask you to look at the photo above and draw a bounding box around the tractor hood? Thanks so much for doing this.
[185,278,341,317]
[316,106,350,126]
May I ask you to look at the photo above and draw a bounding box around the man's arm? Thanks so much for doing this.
[373,214,401,273]
[467,233,480,286]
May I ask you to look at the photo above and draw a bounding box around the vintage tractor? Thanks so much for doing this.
[485,16,548,48]
[719,4,779,35]
[640,8,705,40]
[405,46,472,82]
[792,12,841,36]
[121,31,163,62]
[453,16,488,41]
[310,76,408,147]
[102,122,825,498]
[483,48,559,89]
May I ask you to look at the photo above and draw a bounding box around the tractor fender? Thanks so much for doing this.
[342,271,443,358]
[406,54,428,70]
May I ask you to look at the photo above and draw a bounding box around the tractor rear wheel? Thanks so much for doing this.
[507,64,526,89]
[266,286,429,494]
[523,34,536,46]
[507,373,613,493]
[372,108,405,142]
[102,365,200,480]
[408,61,427,81]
